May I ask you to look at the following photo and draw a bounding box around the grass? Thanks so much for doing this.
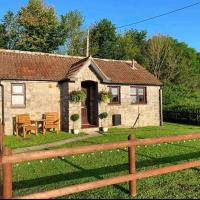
[4,131,86,149]
[7,123,200,199]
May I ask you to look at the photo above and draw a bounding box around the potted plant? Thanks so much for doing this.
[99,90,112,103]
[70,114,80,134]
[70,90,86,103]
[99,112,108,133]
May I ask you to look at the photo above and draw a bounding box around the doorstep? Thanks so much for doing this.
[81,127,99,134]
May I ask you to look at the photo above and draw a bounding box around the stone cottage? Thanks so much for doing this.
[0,49,163,135]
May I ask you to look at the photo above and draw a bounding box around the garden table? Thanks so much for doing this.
[32,119,44,135]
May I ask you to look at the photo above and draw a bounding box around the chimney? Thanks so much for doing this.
[131,59,137,69]
[86,29,90,57]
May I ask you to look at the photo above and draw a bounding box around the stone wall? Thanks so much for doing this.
[68,64,161,131]
[99,86,160,128]
[1,80,60,135]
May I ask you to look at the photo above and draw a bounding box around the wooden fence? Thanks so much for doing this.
[1,132,200,199]
[0,120,3,199]
[164,109,200,125]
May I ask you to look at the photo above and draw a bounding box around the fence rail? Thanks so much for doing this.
[1,132,200,199]
[164,110,200,125]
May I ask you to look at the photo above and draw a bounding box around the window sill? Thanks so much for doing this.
[108,103,121,106]
[11,105,26,109]
[131,103,147,105]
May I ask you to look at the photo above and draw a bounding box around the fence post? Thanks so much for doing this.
[2,147,12,199]
[128,134,136,197]
[0,119,3,153]
[0,119,3,198]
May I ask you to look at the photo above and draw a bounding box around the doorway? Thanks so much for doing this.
[81,81,98,128]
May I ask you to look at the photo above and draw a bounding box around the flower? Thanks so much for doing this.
[99,90,112,103]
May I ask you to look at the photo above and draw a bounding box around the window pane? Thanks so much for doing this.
[111,95,119,102]
[12,95,24,105]
[138,88,144,95]
[138,95,145,103]
[111,87,118,95]
[131,96,137,104]
[130,87,137,95]
[13,85,23,94]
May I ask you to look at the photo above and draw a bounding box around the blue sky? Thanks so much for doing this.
[0,0,200,51]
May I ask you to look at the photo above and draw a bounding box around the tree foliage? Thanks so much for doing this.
[89,19,118,59]
[0,0,84,53]
[62,11,85,56]
[16,0,65,52]
[145,35,199,89]
[115,30,147,63]
[1,11,18,49]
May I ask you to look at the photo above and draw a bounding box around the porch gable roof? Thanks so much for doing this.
[66,56,111,83]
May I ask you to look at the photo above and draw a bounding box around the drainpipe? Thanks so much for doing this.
[0,81,5,134]
[159,86,163,126]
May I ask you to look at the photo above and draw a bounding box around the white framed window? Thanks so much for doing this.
[11,83,26,107]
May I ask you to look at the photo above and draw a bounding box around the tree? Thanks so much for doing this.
[144,35,198,88]
[0,24,5,48]
[66,31,86,56]
[1,11,18,49]
[144,34,173,80]
[16,0,65,52]
[169,41,199,89]
[89,19,118,58]
[60,11,85,56]
[0,1,84,53]
[115,29,147,62]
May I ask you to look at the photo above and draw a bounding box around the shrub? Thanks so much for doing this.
[70,114,80,122]
[99,112,108,128]
[70,113,80,130]
[99,112,108,120]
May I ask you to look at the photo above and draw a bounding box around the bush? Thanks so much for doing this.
[70,114,80,122]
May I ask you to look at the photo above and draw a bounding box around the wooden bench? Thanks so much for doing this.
[43,112,60,135]
[16,114,37,137]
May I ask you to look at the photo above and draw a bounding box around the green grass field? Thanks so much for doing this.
[7,123,200,199]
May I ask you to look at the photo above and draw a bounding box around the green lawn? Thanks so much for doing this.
[9,123,200,199]
[4,131,86,149]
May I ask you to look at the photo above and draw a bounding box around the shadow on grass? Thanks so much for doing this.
[13,150,200,194]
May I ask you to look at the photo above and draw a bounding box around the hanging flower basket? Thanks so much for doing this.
[99,90,112,103]
[70,90,86,103]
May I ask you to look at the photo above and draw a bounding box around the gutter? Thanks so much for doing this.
[159,86,163,126]
[0,81,5,133]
